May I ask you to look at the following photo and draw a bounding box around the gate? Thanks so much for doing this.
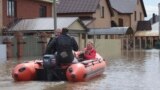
[12,36,42,58]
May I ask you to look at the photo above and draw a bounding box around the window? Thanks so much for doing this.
[39,5,47,17]
[7,0,15,16]
[100,6,104,18]
[97,35,101,39]
[105,35,108,39]
[111,20,117,27]
[134,11,137,21]
[140,12,142,20]
[82,34,86,39]
[118,18,123,26]
[88,35,93,39]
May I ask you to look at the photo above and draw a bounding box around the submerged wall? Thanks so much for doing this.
[81,39,121,59]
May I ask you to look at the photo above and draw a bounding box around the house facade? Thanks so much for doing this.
[1,0,88,58]
[133,13,160,49]
[110,0,147,31]
[88,0,113,28]
[57,0,147,32]
[1,0,151,58]
[57,0,149,50]
[1,0,52,33]
[1,0,53,58]
[57,0,113,28]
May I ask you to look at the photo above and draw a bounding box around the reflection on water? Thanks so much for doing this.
[1,49,160,90]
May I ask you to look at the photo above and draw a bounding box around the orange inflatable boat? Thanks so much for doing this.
[12,60,42,81]
[12,53,106,82]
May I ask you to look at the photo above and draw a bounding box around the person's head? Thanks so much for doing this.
[55,28,62,37]
[86,41,94,50]
[62,28,69,35]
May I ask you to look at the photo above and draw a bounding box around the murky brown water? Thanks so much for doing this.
[1,49,160,90]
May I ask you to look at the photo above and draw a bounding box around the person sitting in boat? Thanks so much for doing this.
[77,41,96,61]
[45,28,79,65]
[83,41,96,60]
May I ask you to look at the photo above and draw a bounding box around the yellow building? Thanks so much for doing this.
[110,0,147,31]
[57,0,113,28]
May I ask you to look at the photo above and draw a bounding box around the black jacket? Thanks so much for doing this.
[45,34,78,64]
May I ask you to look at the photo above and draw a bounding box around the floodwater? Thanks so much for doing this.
[1,49,160,90]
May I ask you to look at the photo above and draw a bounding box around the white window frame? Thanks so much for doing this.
[7,0,15,16]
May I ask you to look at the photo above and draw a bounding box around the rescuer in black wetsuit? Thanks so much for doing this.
[45,28,79,65]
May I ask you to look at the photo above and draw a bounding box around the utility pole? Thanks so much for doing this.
[158,3,160,40]
[53,0,57,35]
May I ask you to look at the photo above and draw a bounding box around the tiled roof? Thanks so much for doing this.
[109,0,147,16]
[110,0,136,13]
[135,21,159,36]
[57,0,100,13]
[137,21,151,31]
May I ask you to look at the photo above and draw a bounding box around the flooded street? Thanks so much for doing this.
[1,49,160,90]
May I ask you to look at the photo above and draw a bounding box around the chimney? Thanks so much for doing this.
[152,13,156,24]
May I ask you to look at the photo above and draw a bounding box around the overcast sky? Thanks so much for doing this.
[144,0,160,20]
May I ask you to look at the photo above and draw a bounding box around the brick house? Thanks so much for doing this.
[109,0,150,49]
[57,0,148,31]
[1,0,89,58]
[57,0,113,28]
[0,0,52,34]
[110,0,147,31]
[0,0,53,58]
[57,0,152,50]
